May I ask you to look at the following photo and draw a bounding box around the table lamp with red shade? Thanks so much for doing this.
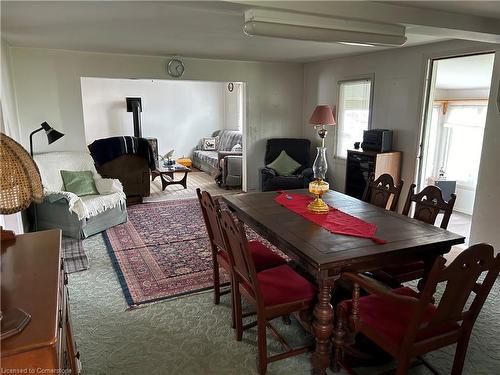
[308,105,336,214]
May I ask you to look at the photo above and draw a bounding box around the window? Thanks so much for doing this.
[441,103,487,188]
[336,79,373,158]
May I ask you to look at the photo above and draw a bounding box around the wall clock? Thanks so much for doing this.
[167,58,184,78]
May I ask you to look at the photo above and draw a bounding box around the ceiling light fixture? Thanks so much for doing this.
[339,42,376,47]
[244,9,407,47]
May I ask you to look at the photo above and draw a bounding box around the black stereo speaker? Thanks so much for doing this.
[361,129,393,152]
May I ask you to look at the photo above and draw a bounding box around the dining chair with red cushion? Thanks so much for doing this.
[218,209,316,375]
[196,189,286,324]
[332,243,500,375]
[370,184,457,287]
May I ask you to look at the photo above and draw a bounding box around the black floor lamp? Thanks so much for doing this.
[29,121,65,156]
[28,122,64,231]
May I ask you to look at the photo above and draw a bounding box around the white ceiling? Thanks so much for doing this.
[435,53,495,89]
[0,1,444,62]
[1,1,498,63]
[395,1,500,19]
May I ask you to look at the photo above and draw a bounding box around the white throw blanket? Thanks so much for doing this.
[34,151,126,220]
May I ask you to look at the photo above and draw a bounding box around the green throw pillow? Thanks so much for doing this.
[266,150,302,176]
[60,170,99,196]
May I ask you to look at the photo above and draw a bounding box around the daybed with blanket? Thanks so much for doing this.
[32,151,127,239]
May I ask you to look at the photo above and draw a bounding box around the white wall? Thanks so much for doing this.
[434,88,490,100]
[303,40,495,195]
[81,78,229,158]
[224,82,244,131]
[9,48,304,191]
[470,53,500,251]
[303,39,500,248]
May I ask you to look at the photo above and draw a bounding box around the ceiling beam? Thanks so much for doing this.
[227,1,500,43]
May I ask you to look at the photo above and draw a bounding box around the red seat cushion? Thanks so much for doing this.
[381,261,425,276]
[248,240,287,270]
[247,264,316,307]
[339,287,459,345]
[218,240,286,270]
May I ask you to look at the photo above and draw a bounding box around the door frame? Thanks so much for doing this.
[415,50,496,192]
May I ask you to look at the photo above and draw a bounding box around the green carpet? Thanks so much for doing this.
[68,234,500,374]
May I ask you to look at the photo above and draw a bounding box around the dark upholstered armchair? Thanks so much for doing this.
[95,154,150,204]
[260,138,314,192]
[88,137,154,204]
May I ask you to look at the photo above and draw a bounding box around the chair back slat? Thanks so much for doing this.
[430,243,500,326]
[402,184,456,229]
[196,189,225,250]
[410,244,500,343]
[362,173,404,212]
[219,209,261,300]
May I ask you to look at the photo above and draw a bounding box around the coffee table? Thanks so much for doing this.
[151,163,191,191]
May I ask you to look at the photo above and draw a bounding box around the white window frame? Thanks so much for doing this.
[335,76,374,159]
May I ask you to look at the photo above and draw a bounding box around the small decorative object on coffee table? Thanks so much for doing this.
[161,149,175,166]
[176,157,192,168]
[151,163,191,191]
[307,105,336,214]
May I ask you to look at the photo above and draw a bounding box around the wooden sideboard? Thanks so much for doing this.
[345,149,401,199]
[1,229,81,373]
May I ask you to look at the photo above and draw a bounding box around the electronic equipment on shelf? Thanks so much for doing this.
[361,129,393,152]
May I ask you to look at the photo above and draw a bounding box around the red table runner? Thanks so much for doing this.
[274,192,387,244]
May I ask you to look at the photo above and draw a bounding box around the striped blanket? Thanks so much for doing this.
[88,136,156,169]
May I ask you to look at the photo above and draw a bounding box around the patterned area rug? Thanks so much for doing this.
[62,237,89,273]
[104,198,278,307]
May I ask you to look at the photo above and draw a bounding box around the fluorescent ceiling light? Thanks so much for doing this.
[244,9,407,47]
[339,42,376,47]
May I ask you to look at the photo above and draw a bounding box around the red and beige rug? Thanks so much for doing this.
[104,198,278,307]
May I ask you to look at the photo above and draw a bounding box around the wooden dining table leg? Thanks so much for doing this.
[418,246,451,292]
[312,278,335,375]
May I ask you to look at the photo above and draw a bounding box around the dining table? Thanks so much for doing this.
[222,189,465,375]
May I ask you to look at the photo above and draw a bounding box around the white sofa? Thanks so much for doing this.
[32,151,127,239]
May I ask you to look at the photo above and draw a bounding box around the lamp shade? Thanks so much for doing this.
[309,105,336,126]
[0,133,44,214]
[41,121,65,144]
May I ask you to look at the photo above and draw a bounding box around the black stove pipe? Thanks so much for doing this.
[126,97,142,137]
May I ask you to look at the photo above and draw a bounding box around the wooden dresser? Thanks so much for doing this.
[1,229,81,373]
[345,149,401,199]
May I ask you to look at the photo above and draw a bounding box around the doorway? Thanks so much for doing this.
[418,53,495,244]
[80,77,247,193]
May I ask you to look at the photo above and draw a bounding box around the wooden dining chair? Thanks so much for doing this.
[373,184,457,286]
[196,189,286,319]
[402,183,457,229]
[332,243,500,375]
[218,209,316,375]
[362,173,404,212]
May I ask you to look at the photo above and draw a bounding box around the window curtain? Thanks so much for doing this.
[1,40,21,141]
[442,104,487,187]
